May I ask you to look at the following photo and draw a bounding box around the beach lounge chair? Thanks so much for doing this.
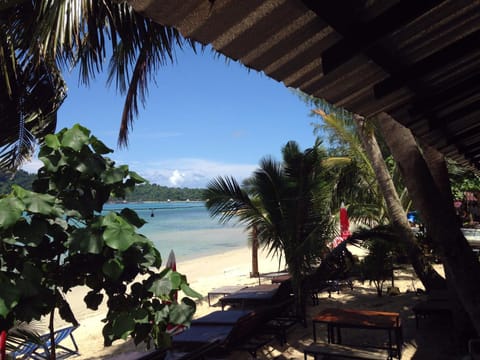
[9,326,79,359]
[169,308,276,359]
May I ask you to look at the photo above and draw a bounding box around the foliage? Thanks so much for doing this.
[296,94,412,227]
[352,225,403,296]
[0,125,200,355]
[0,1,198,171]
[448,160,480,200]
[316,110,389,226]
[204,140,335,319]
[122,184,205,202]
[0,170,35,194]
[0,171,205,201]
[0,0,66,171]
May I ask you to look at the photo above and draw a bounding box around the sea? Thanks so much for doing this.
[103,202,248,262]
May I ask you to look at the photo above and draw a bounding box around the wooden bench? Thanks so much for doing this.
[304,343,390,360]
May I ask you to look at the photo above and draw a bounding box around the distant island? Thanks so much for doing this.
[0,170,205,202]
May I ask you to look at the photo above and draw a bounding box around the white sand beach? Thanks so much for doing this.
[40,245,456,360]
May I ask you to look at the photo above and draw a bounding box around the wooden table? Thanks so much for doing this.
[312,307,402,359]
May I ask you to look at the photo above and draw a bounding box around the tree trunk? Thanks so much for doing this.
[375,112,480,335]
[421,143,475,347]
[250,226,259,277]
[355,115,446,290]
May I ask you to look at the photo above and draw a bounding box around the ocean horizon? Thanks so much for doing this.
[103,201,249,262]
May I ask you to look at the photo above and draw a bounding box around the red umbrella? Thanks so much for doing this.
[166,249,177,272]
[166,250,177,301]
[340,202,351,240]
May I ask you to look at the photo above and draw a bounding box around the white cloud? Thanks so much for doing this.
[130,158,257,188]
[169,170,185,186]
[19,155,256,189]
[20,158,43,174]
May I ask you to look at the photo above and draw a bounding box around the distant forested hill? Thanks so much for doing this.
[0,171,205,201]
[123,183,205,202]
[0,170,35,193]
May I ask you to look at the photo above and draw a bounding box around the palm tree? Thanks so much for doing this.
[1,0,197,170]
[312,108,389,227]
[375,112,480,336]
[0,3,66,170]
[204,140,335,321]
[307,102,446,290]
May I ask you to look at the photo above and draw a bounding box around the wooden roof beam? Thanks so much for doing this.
[406,74,480,124]
[302,0,445,74]
[374,30,480,99]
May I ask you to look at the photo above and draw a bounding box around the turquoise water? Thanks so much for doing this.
[103,202,248,262]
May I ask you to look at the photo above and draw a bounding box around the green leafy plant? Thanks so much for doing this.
[0,124,200,358]
[353,225,403,297]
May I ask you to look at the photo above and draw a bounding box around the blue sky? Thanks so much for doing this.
[23,46,321,188]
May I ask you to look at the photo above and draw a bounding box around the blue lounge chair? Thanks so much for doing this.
[9,326,79,359]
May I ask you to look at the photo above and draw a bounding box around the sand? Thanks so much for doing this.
[49,246,286,359]
[35,245,459,360]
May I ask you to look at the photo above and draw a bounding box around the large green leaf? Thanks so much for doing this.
[0,281,20,317]
[128,171,147,184]
[120,208,146,228]
[169,271,182,290]
[90,135,113,155]
[149,277,172,297]
[67,228,104,254]
[74,150,105,176]
[102,213,135,251]
[102,258,124,280]
[153,306,169,324]
[12,186,61,216]
[44,133,61,149]
[0,196,24,228]
[133,308,150,324]
[101,166,128,185]
[180,283,203,299]
[112,313,135,340]
[60,124,90,151]
[168,299,196,325]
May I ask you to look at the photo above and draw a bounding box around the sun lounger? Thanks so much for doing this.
[219,283,287,310]
[191,310,253,325]
[9,325,79,359]
[207,285,246,306]
[8,337,49,360]
[170,308,276,359]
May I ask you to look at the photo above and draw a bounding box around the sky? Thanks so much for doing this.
[22,46,321,188]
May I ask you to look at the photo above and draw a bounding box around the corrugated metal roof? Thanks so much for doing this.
[131,0,480,168]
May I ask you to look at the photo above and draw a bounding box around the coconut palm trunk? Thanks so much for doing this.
[375,112,480,334]
[251,226,259,277]
[354,115,446,290]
